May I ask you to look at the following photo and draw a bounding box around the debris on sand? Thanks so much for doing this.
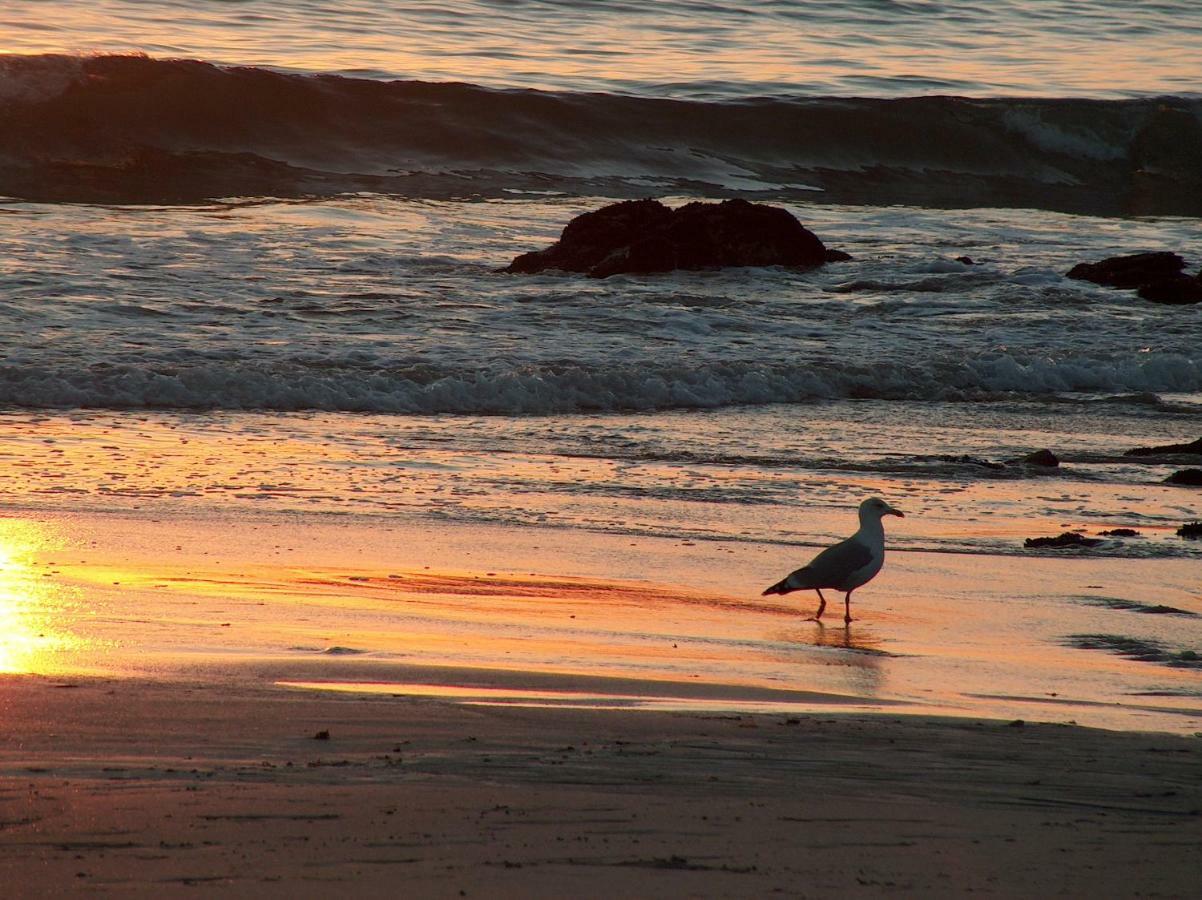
[1177,521,1202,539]
[1024,532,1102,549]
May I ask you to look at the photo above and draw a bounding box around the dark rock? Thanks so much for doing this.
[505,199,834,278]
[1066,251,1185,289]
[1015,449,1059,467]
[1124,437,1202,457]
[507,199,670,276]
[1166,468,1202,486]
[824,248,853,263]
[1177,521,1202,539]
[1097,528,1140,537]
[1024,532,1103,549]
[313,730,330,740]
[1138,274,1202,305]
[955,256,976,265]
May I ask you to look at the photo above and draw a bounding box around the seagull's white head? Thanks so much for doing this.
[859,497,905,521]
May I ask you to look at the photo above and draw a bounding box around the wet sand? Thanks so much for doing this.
[5,509,1200,733]
[1,675,1199,897]
[1,507,1199,895]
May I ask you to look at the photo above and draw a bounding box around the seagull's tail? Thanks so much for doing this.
[762,567,814,596]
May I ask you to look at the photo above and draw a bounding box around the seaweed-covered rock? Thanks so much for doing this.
[1177,521,1202,539]
[1024,532,1103,549]
[1067,251,1185,289]
[1097,528,1140,537]
[1124,437,1202,457]
[1166,468,1202,486]
[504,199,834,278]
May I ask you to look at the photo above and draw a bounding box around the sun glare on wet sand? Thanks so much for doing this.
[0,519,81,674]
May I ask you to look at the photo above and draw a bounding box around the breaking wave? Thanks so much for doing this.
[2,53,1200,214]
[2,352,1199,414]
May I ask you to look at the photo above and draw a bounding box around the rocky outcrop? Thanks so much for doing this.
[1137,276,1202,304]
[504,199,838,278]
[1124,437,1202,457]
[1066,252,1201,305]
[1067,251,1184,288]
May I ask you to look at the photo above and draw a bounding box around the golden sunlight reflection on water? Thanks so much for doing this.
[0,518,82,674]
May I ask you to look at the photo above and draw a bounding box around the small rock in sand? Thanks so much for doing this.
[313,730,331,741]
[1014,449,1059,467]
[1165,468,1202,486]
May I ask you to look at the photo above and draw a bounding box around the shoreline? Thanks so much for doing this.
[2,674,1198,897]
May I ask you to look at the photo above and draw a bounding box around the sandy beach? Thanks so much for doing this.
[3,674,1199,897]
[0,503,1198,896]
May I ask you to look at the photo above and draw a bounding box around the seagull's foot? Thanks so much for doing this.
[843,616,853,625]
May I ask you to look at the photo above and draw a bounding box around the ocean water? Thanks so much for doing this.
[0,2,1200,729]
[4,0,1201,98]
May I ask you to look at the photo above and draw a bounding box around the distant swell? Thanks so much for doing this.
[1,54,1200,214]
[2,353,1199,414]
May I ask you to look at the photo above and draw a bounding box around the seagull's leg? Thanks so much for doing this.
[812,589,827,621]
[844,591,854,625]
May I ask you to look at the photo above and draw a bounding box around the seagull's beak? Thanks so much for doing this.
[888,507,905,518]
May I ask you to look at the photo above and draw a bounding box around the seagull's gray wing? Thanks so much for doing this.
[799,537,873,587]
[766,537,873,594]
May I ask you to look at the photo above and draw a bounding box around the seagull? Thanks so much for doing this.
[762,497,904,624]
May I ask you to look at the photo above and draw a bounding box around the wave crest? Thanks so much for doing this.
[1,54,1200,214]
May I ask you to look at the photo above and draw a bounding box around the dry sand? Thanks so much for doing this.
[1,675,1199,898]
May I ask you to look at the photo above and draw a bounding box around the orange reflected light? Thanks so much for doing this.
[0,519,80,674]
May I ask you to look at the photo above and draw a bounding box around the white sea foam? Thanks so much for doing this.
[2,352,1199,414]
[0,197,1198,415]
[1000,108,1127,162]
